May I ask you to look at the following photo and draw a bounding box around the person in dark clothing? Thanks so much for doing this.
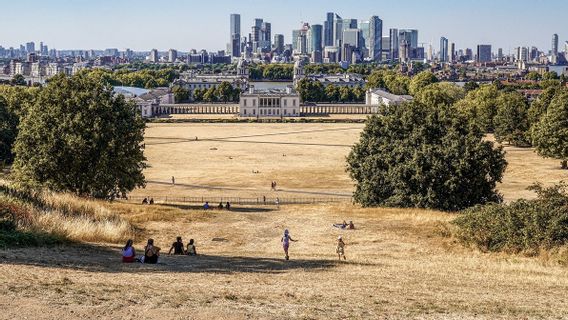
[218,202,224,210]
[144,239,160,264]
[168,236,185,255]
[226,202,231,210]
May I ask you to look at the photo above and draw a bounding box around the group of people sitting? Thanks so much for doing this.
[121,236,197,264]
[141,197,154,205]
[333,220,355,230]
[203,201,231,210]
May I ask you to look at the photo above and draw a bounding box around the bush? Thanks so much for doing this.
[454,183,568,253]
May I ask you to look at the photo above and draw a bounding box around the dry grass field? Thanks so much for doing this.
[134,123,567,202]
[2,122,568,319]
[2,202,568,319]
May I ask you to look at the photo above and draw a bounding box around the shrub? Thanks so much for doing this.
[454,183,568,253]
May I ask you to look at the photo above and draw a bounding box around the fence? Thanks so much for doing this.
[124,195,350,206]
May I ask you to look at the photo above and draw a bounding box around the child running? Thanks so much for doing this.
[281,229,297,260]
[336,236,346,260]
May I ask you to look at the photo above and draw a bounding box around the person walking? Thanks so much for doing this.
[281,229,297,261]
[336,236,346,260]
[172,176,175,186]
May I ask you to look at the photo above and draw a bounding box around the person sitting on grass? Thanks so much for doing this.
[122,239,136,263]
[143,239,161,264]
[218,202,224,210]
[348,221,355,229]
[142,197,148,205]
[186,239,197,256]
[149,198,154,205]
[333,220,348,229]
[336,236,346,260]
[204,202,210,210]
[226,202,231,210]
[168,236,185,255]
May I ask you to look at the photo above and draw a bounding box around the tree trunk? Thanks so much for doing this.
[562,160,568,170]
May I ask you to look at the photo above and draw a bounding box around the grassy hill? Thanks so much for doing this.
[1,198,568,319]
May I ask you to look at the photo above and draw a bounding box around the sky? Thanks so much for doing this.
[1,0,567,54]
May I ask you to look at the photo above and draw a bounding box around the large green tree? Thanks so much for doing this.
[347,101,507,211]
[409,71,438,95]
[493,92,530,146]
[12,74,147,199]
[457,84,501,132]
[0,97,18,164]
[531,91,568,169]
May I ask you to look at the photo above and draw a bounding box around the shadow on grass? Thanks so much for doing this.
[0,244,364,274]
[157,203,275,213]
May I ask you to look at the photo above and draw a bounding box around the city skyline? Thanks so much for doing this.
[0,0,567,53]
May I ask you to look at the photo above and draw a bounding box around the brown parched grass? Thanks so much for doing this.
[1,187,134,244]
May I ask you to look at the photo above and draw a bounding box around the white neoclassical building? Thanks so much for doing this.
[239,86,300,118]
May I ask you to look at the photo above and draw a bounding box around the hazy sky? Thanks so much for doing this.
[1,0,566,53]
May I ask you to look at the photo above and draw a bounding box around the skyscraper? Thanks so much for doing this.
[25,42,35,54]
[552,33,559,64]
[343,29,360,48]
[476,45,492,63]
[398,30,418,50]
[450,43,456,62]
[260,22,271,51]
[324,12,335,47]
[439,37,448,62]
[229,14,241,57]
[168,49,177,62]
[309,24,323,54]
[149,49,159,63]
[369,16,383,62]
[389,29,399,61]
[274,34,285,54]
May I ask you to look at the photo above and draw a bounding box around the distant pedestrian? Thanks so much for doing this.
[204,202,210,210]
[275,197,280,209]
[149,198,154,205]
[281,229,297,261]
[336,236,346,260]
[226,202,231,210]
[172,176,175,185]
[263,195,266,203]
[142,197,148,205]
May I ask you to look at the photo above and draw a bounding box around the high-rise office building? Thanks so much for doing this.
[476,45,492,63]
[229,14,241,57]
[439,37,449,62]
[324,12,335,47]
[369,16,383,61]
[398,30,418,50]
[25,42,35,54]
[389,29,399,61]
[168,49,177,62]
[260,22,271,51]
[552,33,559,64]
[309,24,323,54]
[149,49,159,63]
[465,48,473,61]
[382,36,390,60]
[343,29,360,49]
[359,20,370,53]
[274,34,285,54]
[450,43,455,62]
[333,14,343,47]
[497,48,503,61]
